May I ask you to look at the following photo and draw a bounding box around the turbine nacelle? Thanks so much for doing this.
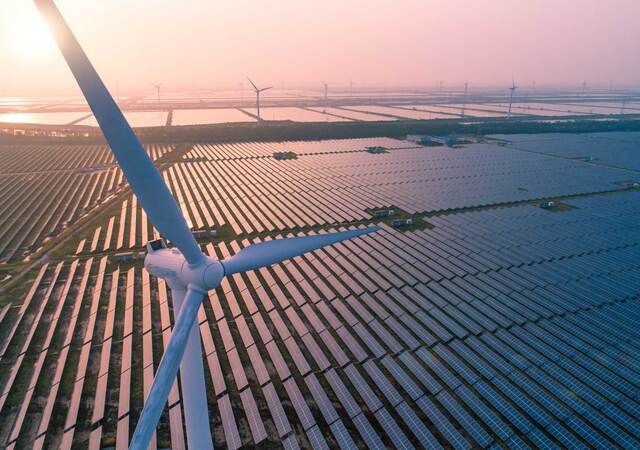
[145,239,224,292]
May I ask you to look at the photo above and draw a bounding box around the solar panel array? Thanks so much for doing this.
[0,134,639,449]
[77,138,631,249]
[491,132,640,172]
[0,144,170,262]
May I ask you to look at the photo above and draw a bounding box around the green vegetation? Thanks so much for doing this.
[536,201,577,212]
[273,151,298,160]
[365,146,389,154]
[3,116,640,146]
[364,206,433,231]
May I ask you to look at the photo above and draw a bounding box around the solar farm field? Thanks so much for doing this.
[0,134,639,449]
[0,144,172,263]
[491,132,640,171]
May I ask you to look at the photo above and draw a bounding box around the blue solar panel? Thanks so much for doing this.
[351,414,386,450]
[417,396,470,450]
[416,348,462,390]
[508,372,570,421]
[455,385,512,440]
[325,369,361,418]
[433,344,479,385]
[329,419,358,450]
[306,425,330,450]
[436,390,492,447]
[449,340,496,380]
[527,428,560,450]
[475,380,533,434]
[398,352,443,395]
[374,408,414,450]
[353,323,386,358]
[581,407,637,448]
[395,401,442,449]
[305,373,339,425]
[381,356,423,401]
[283,378,316,431]
[493,376,553,427]
[343,365,383,413]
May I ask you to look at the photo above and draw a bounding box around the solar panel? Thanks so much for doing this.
[373,408,414,450]
[219,394,242,450]
[343,364,383,413]
[351,413,386,450]
[265,341,291,381]
[329,419,358,450]
[240,389,267,444]
[381,356,423,401]
[305,373,340,425]
[263,382,292,437]
[474,380,533,434]
[436,390,492,447]
[416,396,471,450]
[306,425,330,450]
[363,360,403,406]
[455,385,513,440]
[416,348,461,390]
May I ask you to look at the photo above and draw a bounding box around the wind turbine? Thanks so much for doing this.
[461,82,468,117]
[508,78,517,119]
[322,81,328,101]
[34,2,379,450]
[152,80,163,104]
[247,77,272,121]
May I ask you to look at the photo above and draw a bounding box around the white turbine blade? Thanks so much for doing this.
[130,288,205,450]
[247,77,258,91]
[162,288,212,450]
[261,86,274,92]
[222,226,379,276]
[35,0,204,265]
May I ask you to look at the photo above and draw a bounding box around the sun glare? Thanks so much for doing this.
[10,11,55,58]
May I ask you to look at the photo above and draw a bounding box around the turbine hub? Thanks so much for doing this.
[144,239,223,291]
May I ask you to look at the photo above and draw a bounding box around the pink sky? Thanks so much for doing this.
[1,0,639,94]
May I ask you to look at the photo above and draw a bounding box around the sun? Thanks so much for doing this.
[9,10,56,58]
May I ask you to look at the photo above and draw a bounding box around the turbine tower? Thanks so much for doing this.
[152,80,163,104]
[323,81,328,101]
[461,82,468,117]
[247,77,272,121]
[508,78,517,119]
[35,1,379,449]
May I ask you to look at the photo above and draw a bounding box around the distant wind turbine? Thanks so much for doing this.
[152,80,163,104]
[322,81,328,101]
[247,77,272,121]
[461,82,468,117]
[508,78,517,119]
[35,2,379,450]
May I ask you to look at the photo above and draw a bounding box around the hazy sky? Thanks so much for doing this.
[2,0,639,95]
